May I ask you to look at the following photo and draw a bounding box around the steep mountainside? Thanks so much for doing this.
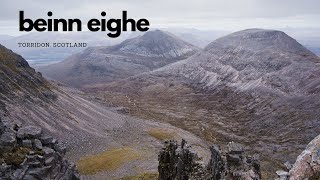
[0,44,54,116]
[87,29,320,177]
[39,30,199,88]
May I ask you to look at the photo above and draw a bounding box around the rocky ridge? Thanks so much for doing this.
[154,29,320,94]
[0,117,80,179]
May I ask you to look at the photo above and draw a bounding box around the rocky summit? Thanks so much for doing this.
[39,30,199,88]
[0,117,80,179]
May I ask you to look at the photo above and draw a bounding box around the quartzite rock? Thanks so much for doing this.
[288,134,320,180]
[17,126,42,139]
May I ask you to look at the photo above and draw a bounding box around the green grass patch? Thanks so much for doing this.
[0,147,42,166]
[77,147,141,175]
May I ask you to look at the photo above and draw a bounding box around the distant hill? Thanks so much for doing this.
[39,30,199,87]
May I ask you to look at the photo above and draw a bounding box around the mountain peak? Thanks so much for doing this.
[139,29,176,40]
[205,28,316,58]
[110,30,199,58]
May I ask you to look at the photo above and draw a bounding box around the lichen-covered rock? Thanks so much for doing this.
[288,134,320,180]
[0,121,80,180]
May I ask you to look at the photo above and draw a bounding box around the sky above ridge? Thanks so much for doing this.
[0,0,319,36]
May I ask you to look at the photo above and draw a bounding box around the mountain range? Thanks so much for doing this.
[39,30,199,87]
[84,29,320,176]
[1,28,320,179]
[1,28,318,68]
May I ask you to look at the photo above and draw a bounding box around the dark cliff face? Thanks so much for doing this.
[0,44,55,116]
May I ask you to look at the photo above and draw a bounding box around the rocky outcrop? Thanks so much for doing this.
[0,117,80,180]
[207,142,261,180]
[276,134,320,180]
[158,139,205,180]
[158,140,261,180]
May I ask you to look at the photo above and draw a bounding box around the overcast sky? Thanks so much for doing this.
[0,0,319,36]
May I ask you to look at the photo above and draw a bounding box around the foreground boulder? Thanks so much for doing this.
[289,134,320,179]
[275,134,320,180]
[0,118,80,179]
[158,139,261,180]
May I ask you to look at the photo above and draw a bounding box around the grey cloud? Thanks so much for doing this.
[0,0,319,35]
